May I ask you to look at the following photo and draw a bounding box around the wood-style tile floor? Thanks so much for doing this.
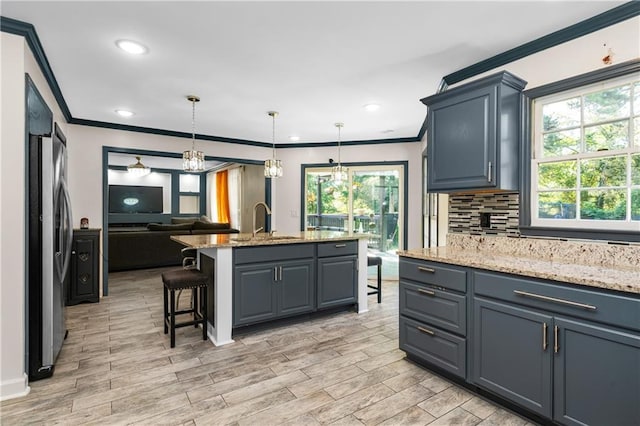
[1,267,537,425]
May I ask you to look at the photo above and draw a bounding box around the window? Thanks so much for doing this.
[530,71,640,234]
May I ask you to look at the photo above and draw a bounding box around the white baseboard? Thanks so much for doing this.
[0,373,30,401]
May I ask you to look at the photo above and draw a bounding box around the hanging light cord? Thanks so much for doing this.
[272,113,277,158]
[191,98,196,151]
[337,125,342,165]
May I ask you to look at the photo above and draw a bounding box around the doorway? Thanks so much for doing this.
[303,163,406,279]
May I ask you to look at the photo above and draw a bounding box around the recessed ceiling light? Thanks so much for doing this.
[289,136,300,141]
[115,39,148,55]
[115,109,134,117]
[364,103,380,112]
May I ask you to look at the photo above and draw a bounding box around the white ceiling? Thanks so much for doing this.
[2,1,627,145]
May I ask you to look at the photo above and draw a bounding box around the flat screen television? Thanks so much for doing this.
[109,185,163,214]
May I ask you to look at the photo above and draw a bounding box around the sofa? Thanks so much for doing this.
[108,218,239,272]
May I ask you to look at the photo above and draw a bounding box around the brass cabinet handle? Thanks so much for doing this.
[488,161,493,182]
[554,325,559,354]
[543,322,548,351]
[418,266,435,273]
[418,288,436,296]
[335,244,346,248]
[417,326,435,336]
[513,290,597,311]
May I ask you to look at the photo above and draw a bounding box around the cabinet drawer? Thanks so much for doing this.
[400,316,466,379]
[474,271,640,332]
[235,244,315,264]
[399,258,466,293]
[400,281,466,335]
[317,240,358,257]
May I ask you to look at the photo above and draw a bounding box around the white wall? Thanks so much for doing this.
[0,32,67,400]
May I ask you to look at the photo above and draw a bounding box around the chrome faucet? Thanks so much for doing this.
[252,202,272,237]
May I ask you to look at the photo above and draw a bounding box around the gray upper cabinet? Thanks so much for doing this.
[421,71,526,193]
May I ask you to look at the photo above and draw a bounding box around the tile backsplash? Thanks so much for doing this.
[449,192,520,236]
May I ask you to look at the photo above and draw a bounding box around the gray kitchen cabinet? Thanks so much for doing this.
[553,317,640,426]
[399,258,468,379]
[234,244,315,326]
[421,71,526,193]
[473,269,640,425]
[472,297,553,418]
[316,241,358,309]
[317,255,357,309]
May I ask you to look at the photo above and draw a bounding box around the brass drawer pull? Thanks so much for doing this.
[543,322,548,351]
[335,244,347,248]
[418,288,436,296]
[417,326,435,336]
[418,266,435,273]
[513,290,597,310]
[554,325,559,354]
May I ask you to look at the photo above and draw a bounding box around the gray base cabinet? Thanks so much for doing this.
[317,241,358,309]
[67,229,100,305]
[399,255,640,426]
[472,297,553,417]
[553,317,640,426]
[399,258,468,379]
[234,244,315,327]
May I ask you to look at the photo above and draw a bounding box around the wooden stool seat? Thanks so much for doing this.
[367,255,382,303]
[161,269,208,348]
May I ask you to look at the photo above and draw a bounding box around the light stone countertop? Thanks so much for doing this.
[397,246,640,295]
[172,230,368,249]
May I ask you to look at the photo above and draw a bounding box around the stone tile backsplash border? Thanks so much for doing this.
[447,233,640,269]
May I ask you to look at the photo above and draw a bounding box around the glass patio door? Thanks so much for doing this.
[304,164,403,254]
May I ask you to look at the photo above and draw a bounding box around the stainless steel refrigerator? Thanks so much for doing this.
[28,123,73,380]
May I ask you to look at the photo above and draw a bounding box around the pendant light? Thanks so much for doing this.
[127,156,151,177]
[331,122,348,183]
[264,111,283,178]
[183,95,205,172]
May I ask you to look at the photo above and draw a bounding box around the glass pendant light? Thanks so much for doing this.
[127,156,151,177]
[331,122,348,183]
[264,111,283,178]
[183,95,205,172]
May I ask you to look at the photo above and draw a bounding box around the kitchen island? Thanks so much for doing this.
[172,231,370,346]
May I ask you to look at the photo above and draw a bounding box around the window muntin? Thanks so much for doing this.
[532,75,640,231]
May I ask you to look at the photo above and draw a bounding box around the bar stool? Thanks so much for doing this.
[161,268,208,348]
[367,255,382,303]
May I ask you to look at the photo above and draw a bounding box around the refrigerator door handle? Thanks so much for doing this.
[60,179,73,283]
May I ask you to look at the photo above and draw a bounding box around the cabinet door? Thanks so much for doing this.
[428,85,496,191]
[233,263,277,326]
[278,259,315,316]
[472,297,553,418]
[553,317,640,426]
[317,255,357,309]
[67,232,100,305]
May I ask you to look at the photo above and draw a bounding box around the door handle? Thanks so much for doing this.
[274,267,278,282]
[487,161,493,183]
[554,325,559,354]
[418,288,436,296]
[335,244,346,248]
[514,290,597,310]
[417,266,435,273]
[542,322,548,351]
[417,326,435,336]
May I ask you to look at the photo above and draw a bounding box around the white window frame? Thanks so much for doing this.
[530,73,640,232]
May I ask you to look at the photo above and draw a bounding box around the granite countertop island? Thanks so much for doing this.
[397,245,639,295]
[172,231,370,346]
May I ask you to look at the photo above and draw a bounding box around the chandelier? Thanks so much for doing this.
[331,122,348,183]
[264,111,283,178]
[183,95,205,172]
[127,156,150,177]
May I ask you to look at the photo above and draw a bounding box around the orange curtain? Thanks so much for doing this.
[215,170,230,224]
